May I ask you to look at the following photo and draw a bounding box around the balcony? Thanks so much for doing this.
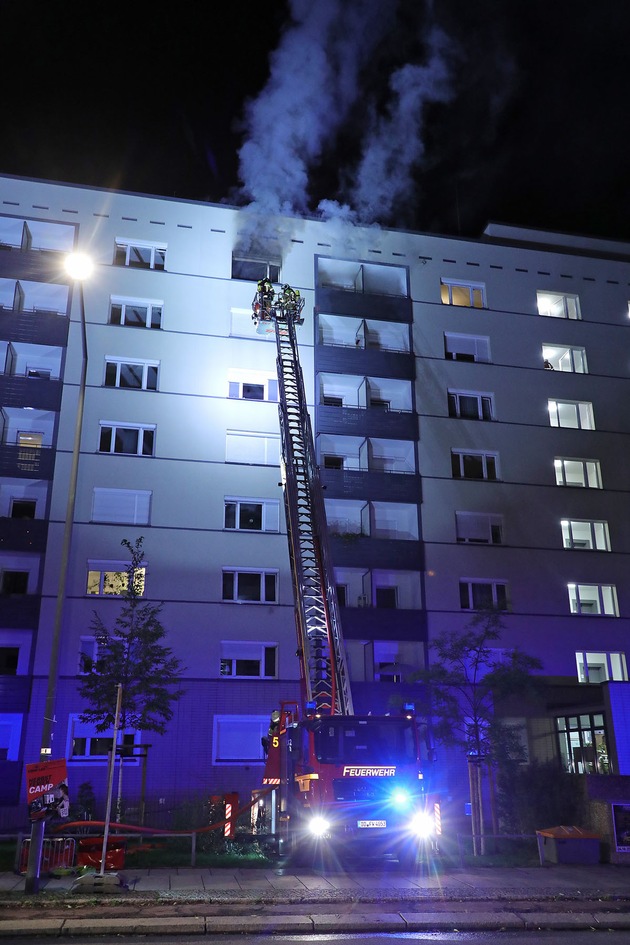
[0,517,48,552]
[0,374,62,410]
[328,534,423,569]
[321,467,421,503]
[317,404,417,439]
[0,308,69,346]
[0,594,41,629]
[0,444,55,479]
[317,286,412,322]
[315,343,415,380]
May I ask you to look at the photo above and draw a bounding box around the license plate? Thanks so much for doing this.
[357,819,386,828]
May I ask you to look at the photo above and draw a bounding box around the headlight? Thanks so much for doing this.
[307,816,330,837]
[409,809,434,838]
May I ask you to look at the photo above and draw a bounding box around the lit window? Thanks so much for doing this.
[441,280,486,308]
[91,488,152,525]
[444,332,491,363]
[228,372,278,402]
[86,562,145,596]
[548,400,594,430]
[568,583,618,616]
[448,390,494,421]
[99,423,155,456]
[537,291,581,319]
[542,345,588,373]
[459,580,509,611]
[222,569,278,603]
[114,241,165,270]
[455,512,503,544]
[109,298,162,329]
[220,642,277,678]
[104,359,158,391]
[224,498,280,532]
[561,519,610,551]
[451,450,499,481]
[554,457,602,488]
[576,651,628,683]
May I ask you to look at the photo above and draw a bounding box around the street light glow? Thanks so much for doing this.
[65,252,94,281]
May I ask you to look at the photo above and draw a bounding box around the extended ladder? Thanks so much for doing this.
[253,283,353,716]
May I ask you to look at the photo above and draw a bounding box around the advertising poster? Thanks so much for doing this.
[25,759,69,822]
[612,804,630,852]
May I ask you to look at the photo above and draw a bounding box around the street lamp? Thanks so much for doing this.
[24,252,92,894]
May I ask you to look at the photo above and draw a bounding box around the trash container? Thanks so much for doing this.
[77,837,126,871]
[536,825,600,865]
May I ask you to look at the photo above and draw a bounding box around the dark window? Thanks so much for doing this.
[10,499,36,519]
[0,647,19,674]
[1,571,28,595]
[375,587,397,609]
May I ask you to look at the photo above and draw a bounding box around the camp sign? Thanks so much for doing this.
[25,759,69,822]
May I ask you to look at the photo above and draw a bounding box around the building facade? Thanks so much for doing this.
[1,174,630,826]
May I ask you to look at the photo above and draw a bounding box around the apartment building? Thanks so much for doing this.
[1,173,630,825]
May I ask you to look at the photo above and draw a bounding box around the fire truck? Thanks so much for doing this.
[252,281,438,866]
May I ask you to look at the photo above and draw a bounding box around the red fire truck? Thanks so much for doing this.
[252,282,438,865]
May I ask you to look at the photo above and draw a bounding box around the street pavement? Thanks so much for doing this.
[1,862,630,936]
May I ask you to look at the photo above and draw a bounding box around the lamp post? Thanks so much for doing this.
[24,253,93,894]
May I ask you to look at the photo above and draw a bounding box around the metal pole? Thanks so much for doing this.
[24,274,89,894]
[100,684,123,876]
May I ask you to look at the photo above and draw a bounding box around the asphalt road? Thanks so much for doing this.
[9,932,630,945]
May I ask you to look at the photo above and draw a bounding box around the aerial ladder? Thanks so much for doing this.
[253,279,353,718]
[252,281,438,865]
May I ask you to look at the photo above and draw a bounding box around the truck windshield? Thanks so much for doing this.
[312,717,417,765]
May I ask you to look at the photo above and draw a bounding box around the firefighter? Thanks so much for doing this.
[257,278,274,315]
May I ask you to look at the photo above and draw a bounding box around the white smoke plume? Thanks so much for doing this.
[235,0,459,229]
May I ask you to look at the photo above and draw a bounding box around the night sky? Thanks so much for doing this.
[3,1,630,242]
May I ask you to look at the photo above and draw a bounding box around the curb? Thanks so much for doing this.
[2,911,630,936]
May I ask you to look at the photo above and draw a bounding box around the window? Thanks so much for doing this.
[10,499,36,519]
[576,651,628,683]
[114,241,165,270]
[441,280,486,308]
[537,291,581,320]
[231,255,280,282]
[444,332,491,363]
[556,714,608,775]
[67,715,139,761]
[561,519,610,551]
[460,580,509,611]
[228,374,278,402]
[213,715,268,764]
[548,400,594,430]
[109,298,162,329]
[542,344,588,373]
[0,714,23,761]
[0,570,29,595]
[0,647,18,674]
[456,512,503,544]
[224,498,279,532]
[222,569,278,603]
[448,390,494,421]
[99,423,155,456]
[220,642,277,678]
[78,637,98,674]
[375,586,397,609]
[104,359,158,391]
[92,488,152,525]
[554,457,602,488]
[86,562,145,596]
[568,583,618,616]
[451,450,499,481]
[225,432,280,465]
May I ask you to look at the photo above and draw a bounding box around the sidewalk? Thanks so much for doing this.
[1,863,630,936]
